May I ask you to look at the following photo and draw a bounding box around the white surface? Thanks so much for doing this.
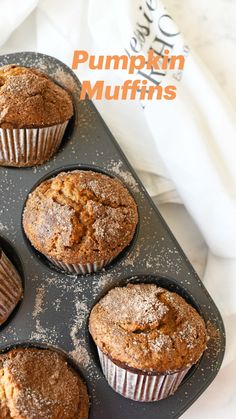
[0,1,236,418]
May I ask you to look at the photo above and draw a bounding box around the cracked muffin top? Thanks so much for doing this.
[89,283,207,373]
[23,170,138,265]
[0,64,73,128]
[0,348,89,419]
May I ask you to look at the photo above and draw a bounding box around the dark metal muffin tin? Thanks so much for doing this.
[0,52,225,419]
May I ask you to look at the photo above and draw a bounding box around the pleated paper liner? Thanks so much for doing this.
[47,255,114,275]
[0,248,23,325]
[97,348,190,402]
[0,121,68,167]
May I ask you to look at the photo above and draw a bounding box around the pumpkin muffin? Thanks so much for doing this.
[23,170,138,274]
[0,348,89,419]
[0,64,73,167]
[0,248,23,326]
[89,283,207,402]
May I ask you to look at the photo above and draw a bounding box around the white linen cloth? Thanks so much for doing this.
[0,1,235,417]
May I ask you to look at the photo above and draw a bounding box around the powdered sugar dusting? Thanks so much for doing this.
[69,300,90,367]
[206,320,222,359]
[177,322,198,350]
[70,339,90,369]
[53,68,80,96]
[149,334,172,353]
[32,287,46,318]
[27,272,101,383]
[30,319,58,344]
[107,160,139,193]
[25,197,74,248]
[0,222,8,231]
[99,283,169,326]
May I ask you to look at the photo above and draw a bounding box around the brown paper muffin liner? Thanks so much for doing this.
[47,256,114,275]
[0,121,68,167]
[97,348,190,402]
[0,249,23,325]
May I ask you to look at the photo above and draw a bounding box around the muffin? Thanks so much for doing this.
[89,283,207,402]
[23,170,138,274]
[0,64,73,167]
[0,248,23,326]
[0,348,89,419]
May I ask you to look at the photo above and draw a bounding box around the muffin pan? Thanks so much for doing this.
[0,52,225,419]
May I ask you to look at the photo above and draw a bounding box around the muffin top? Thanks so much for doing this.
[0,65,73,128]
[89,283,207,373]
[0,348,89,419]
[0,249,23,326]
[23,170,138,264]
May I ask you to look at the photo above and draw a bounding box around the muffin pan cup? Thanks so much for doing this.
[0,52,225,419]
[97,347,190,402]
[0,121,68,167]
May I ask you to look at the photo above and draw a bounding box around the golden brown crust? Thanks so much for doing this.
[0,65,73,128]
[23,170,138,264]
[0,249,23,326]
[89,283,207,374]
[0,348,89,419]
